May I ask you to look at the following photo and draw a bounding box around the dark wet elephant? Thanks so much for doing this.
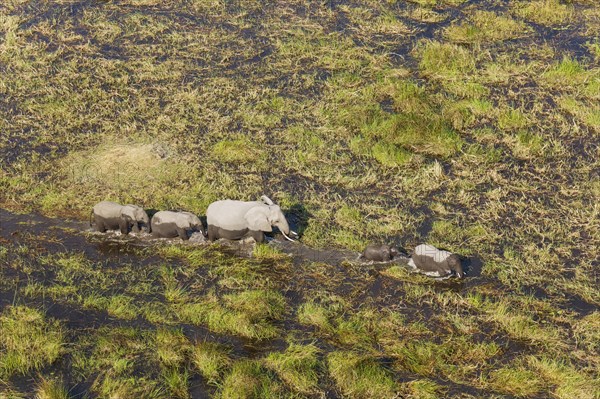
[408,244,464,278]
[361,244,400,262]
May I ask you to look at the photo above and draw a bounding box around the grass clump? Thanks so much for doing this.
[557,97,600,130]
[541,57,594,89]
[211,137,265,164]
[162,367,190,399]
[404,379,445,399]
[83,294,139,320]
[192,341,232,384]
[508,130,545,159]
[297,301,335,333]
[513,0,573,26]
[497,107,529,130]
[327,76,463,159]
[0,306,64,379]
[528,356,599,399]
[445,11,529,43]
[252,243,289,261]
[417,41,476,80]
[416,40,486,98]
[487,365,545,397]
[371,141,413,167]
[327,351,397,399]
[174,290,286,340]
[217,360,286,399]
[155,328,190,368]
[484,300,564,348]
[572,311,600,355]
[35,377,69,399]
[71,326,164,397]
[386,335,501,383]
[264,343,321,394]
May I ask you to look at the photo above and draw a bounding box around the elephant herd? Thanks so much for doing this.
[91,196,464,279]
[91,195,294,244]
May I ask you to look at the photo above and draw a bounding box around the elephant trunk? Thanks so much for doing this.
[142,213,151,233]
[276,219,295,242]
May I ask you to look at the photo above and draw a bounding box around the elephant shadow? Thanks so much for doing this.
[284,203,311,238]
[145,208,161,220]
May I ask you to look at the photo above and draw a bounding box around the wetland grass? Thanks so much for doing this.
[0,306,64,379]
[327,351,397,399]
[1,0,599,397]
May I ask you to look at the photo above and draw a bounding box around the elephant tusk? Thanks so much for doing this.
[281,230,296,242]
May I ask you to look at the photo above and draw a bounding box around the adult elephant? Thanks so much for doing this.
[206,195,294,243]
[151,211,204,240]
[91,201,150,234]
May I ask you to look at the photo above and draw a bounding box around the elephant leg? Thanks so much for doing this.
[249,230,265,243]
[119,218,131,235]
[207,225,218,241]
[131,223,140,233]
[176,227,189,240]
[94,216,107,233]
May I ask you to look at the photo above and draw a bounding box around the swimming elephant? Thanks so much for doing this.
[91,201,150,234]
[361,244,400,262]
[408,244,464,278]
[206,195,294,243]
[151,211,204,240]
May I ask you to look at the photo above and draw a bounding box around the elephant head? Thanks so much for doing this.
[181,212,205,235]
[448,254,464,278]
[121,205,151,233]
[244,202,291,240]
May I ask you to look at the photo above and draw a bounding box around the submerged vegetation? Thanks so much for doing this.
[0,0,599,397]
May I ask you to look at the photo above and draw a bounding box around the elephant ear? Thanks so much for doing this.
[244,206,272,232]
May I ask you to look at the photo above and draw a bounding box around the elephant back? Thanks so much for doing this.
[206,200,261,230]
[93,201,124,219]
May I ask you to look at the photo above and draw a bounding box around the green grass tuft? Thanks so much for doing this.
[212,137,266,164]
[445,11,529,43]
[156,328,189,368]
[0,306,64,379]
[174,290,286,340]
[264,343,321,394]
[327,351,397,399]
[513,0,573,26]
[218,360,287,399]
[192,341,232,384]
[487,364,544,397]
[35,377,69,399]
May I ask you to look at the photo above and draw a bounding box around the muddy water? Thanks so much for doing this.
[0,207,480,290]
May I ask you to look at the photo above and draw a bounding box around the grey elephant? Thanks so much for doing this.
[206,195,294,243]
[151,211,205,240]
[361,244,400,262]
[91,201,150,234]
[408,244,464,278]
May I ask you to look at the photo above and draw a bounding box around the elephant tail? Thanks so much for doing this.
[89,210,94,228]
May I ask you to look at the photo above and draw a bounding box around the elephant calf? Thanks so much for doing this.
[362,244,400,262]
[408,244,464,278]
[91,201,150,235]
[151,211,205,240]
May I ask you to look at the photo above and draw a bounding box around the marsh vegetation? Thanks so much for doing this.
[0,0,599,397]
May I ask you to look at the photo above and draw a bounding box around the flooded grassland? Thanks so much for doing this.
[0,0,599,398]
